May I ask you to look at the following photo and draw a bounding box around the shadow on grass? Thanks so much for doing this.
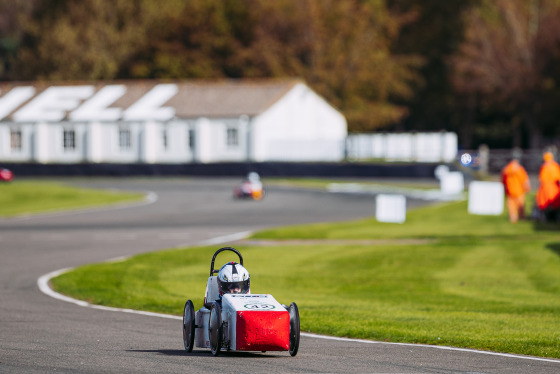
[530,203,560,231]
[127,349,283,358]
[533,222,560,231]
[546,243,560,257]
[532,216,560,231]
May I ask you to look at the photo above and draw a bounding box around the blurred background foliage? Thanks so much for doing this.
[1,0,560,149]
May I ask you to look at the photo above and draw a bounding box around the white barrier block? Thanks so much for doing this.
[434,164,449,180]
[440,172,464,194]
[468,181,504,215]
[376,194,406,223]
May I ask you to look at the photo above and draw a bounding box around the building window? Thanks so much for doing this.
[119,127,131,151]
[162,128,168,150]
[226,128,238,147]
[188,129,195,149]
[63,129,75,151]
[10,128,22,151]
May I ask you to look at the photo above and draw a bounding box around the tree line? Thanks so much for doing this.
[1,0,559,150]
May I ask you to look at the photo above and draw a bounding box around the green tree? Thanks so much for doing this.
[0,0,35,80]
[15,0,154,80]
[295,0,423,131]
[120,0,246,79]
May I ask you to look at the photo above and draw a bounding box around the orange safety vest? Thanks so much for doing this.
[536,160,560,209]
[501,161,530,198]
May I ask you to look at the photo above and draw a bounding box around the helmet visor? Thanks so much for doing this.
[221,280,250,294]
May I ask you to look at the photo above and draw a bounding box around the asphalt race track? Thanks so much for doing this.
[1,178,559,373]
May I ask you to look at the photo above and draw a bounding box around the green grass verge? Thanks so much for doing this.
[0,180,144,217]
[50,193,560,358]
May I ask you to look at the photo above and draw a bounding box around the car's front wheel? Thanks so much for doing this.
[209,302,223,356]
[182,300,195,352]
[288,302,300,357]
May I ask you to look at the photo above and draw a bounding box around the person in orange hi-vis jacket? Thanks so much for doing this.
[536,152,560,221]
[501,158,531,223]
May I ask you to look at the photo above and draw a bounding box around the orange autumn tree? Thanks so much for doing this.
[9,0,422,133]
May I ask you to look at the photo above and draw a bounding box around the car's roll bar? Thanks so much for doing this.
[210,247,244,276]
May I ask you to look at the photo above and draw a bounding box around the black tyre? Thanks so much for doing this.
[288,302,300,357]
[182,300,195,352]
[209,302,223,356]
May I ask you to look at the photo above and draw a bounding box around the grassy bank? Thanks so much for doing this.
[0,180,144,217]
[50,197,560,358]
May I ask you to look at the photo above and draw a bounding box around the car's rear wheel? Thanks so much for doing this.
[182,300,195,352]
[288,302,300,357]
[209,302,223,356]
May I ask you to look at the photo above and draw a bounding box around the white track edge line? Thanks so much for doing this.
[195,231,254,246]
[298,332,560,363]
[37,237,560,364]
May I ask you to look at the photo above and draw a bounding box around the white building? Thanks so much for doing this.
[0,79,347,164]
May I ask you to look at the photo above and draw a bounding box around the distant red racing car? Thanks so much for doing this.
[0,168,14,182]
[233,172,265,200]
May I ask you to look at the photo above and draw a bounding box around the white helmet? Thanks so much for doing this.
[217,262,250,296]
[247,172,260,182]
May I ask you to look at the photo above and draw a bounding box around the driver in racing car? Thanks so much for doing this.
[215,260,290,310]
[217,261,250,297]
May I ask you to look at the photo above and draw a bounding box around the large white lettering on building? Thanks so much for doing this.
[0,87,36,120]
[10,84,176,122]
[69,85,126,121]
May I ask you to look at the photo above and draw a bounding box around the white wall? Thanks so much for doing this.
[155,120,195,163]
[0,123,35,162]
[0,121,197,164]
[197,118,248,163]
[0,122,457,164]
[42,122,88,163]
[192,118,247,163]
[252,83,347,162]
[112,123,144,163]
[347,132,458,162]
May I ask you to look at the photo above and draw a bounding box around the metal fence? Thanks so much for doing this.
[463,147,556,174]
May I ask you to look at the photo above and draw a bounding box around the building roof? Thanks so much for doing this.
[0,79,303,121]
[169,80,300,117]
